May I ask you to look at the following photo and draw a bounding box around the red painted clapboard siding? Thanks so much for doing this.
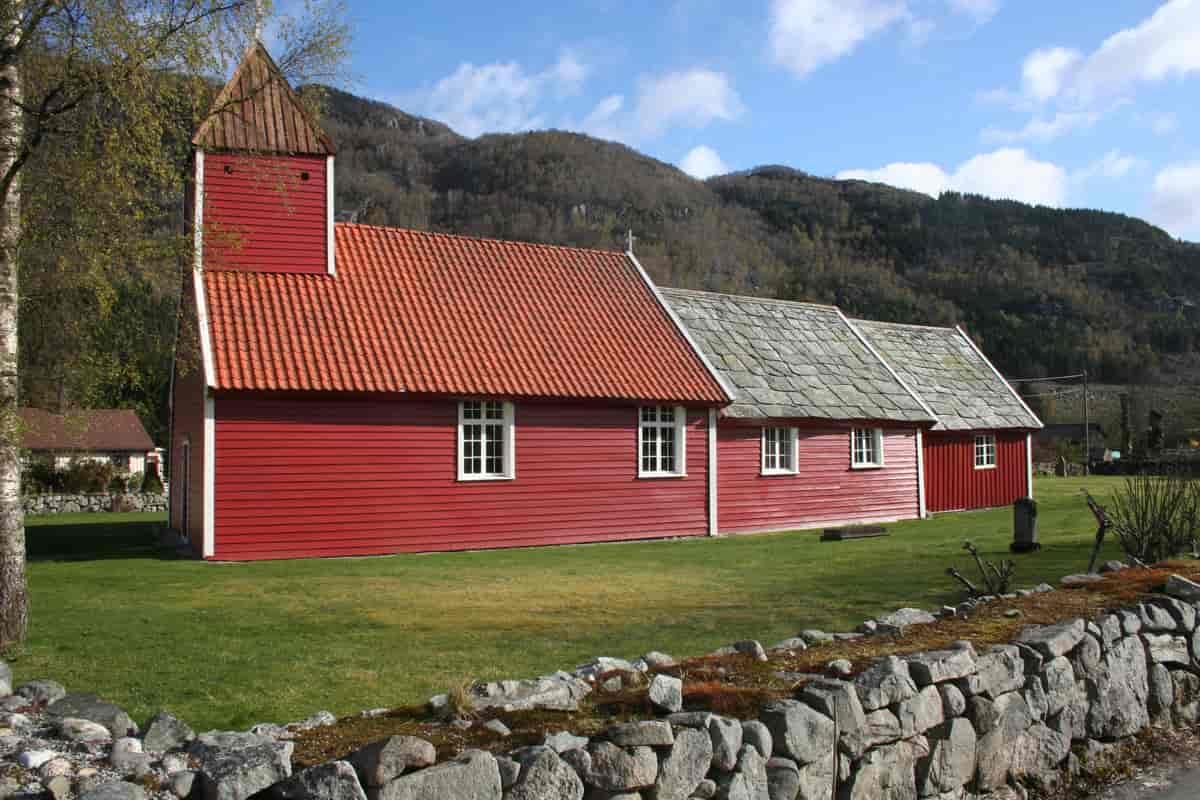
[717,423,920,533]
[211,394,710,560]
[203,153,327,275]
[924,431,1028,513]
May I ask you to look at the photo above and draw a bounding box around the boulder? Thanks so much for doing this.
[482,720,509,737]
[16,679,66,705]
[606,721,673,748]
[937,684,966,718]
[959,646,1024,699]
[505,748,583,800]
[854,657,917,712]
[798,679,866,752]
[373,750,500,800]
[648,675,683,714]
[1173,671,1200,726]
[1148,597,1196,632]
[666,712,712,729]
[1097,615,1123,650]
[58,717,111,743]
[188,731,294,800]
[1010,724,1070,782]
[842,737,927,800]
[740,721,772,761]
[798,631,833,645]
[652,727,712,800]
[642,652,676,670]
[47,694,137,738]
[859,709,902,749]
[1060,574,1105,586]
[905,650,976,687]
[469,676,590,713]
[143,712,196,753]
[768,639,807,654]
[1069,634,1104,684]
[708,716,743,772]
[566,742,657,791]
[715,746,768,800]
[1145,633,1190,666]
[267,761,367,800]
[1140,603,1178,633]
[110,737,152,776]
[495,758,520,790]
[1014,620,1085,660]
[825,660,852,679]
[1165,575,1200,603]
[917,718,975,796]
[974,693,1033,792]
[170,772,197,799]
[764,758,799,800]
[1042,657,1076,716]
[542,732,588,754]
[1024,675,1049,721]
[349,736,436,787]
[759,700,834,766]
[78,782,146,800]
[733,641,768,662]
[694,779,718,799]
[876,608,936,629]
[895,685,944,738]
[1117,610,1143,636]
[18,750,58,770]
[1148,663,1174,722]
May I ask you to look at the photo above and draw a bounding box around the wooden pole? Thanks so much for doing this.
[1083,369,1090,476]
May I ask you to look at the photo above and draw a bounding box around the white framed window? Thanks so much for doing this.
[639,406,686,477]
[851,428,884,469]
[975,434,997,469]
[458,400,515,481]
[761,427,799,475]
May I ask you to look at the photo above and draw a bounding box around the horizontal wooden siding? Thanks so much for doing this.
[717,423,921,533]
[211,394,710,560]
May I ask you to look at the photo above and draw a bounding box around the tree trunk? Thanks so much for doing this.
[0,3,27,647]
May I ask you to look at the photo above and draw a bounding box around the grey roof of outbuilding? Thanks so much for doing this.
[850,320,1042,431]
[662,289,934,423]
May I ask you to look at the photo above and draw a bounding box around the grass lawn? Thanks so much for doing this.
[17,476,1126,732]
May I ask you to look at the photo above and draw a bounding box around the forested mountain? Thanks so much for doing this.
[322,87,1200,387]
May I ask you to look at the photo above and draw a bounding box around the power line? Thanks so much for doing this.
[1009,373,1087,383]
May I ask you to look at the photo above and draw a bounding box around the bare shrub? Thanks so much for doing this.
[947,541,1016,597]
[1108,468,1200,564]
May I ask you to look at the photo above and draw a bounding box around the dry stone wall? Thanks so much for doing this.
[7,574,1200,800]
[22,494,167,516]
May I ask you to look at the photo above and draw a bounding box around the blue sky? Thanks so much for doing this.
[328,0,1200,240]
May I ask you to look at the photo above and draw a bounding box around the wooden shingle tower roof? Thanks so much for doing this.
[192,41,335,156]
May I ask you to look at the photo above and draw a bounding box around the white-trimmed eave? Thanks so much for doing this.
[625,251,737,405]
[954,325,1044,430]
[840,310,940,426]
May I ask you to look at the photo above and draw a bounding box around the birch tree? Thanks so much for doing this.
[0,0,348,645]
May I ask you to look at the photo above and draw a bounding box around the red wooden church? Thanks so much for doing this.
[170,43,1038,560]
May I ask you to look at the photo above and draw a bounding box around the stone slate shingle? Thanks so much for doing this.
[851,320,1042,431]
[663,289,932,423]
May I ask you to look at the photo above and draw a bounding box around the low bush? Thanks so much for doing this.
[1108,469,1200,564]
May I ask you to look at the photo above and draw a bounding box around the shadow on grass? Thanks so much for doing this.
[26,517,172,561]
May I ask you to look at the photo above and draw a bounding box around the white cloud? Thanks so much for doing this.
[768,0,907,78]
[838,162,950,197]
[418,51,589,137]
[837,148,1067,207]
[948,0,1001,23]
[1020,47,1082,103]
[576,69,744,144]
[1072,149,1147,183]
[1151,161,1200,239]
[679,146,730,179]
[981,110,1100,143]
[1073,0,1200,103]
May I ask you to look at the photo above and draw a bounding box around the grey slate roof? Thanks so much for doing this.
[662,289,933,423]
[851,320,1042,431]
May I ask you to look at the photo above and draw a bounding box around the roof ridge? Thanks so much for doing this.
[336,222,627,259]
[660,286,842,312]
[849,318,960,334]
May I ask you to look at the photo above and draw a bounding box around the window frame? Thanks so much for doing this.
[638,405,687,478]
[761,427,799,476]
[457,399,516,482]
[974,433,997,470]
[850,427,885,469]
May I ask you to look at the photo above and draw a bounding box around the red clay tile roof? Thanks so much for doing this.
[202,224,729,403]
[192,42,335,156]
[20,408,155,452]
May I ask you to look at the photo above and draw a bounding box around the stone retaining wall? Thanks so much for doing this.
[7,574,1200,800]
[22,493,167,515]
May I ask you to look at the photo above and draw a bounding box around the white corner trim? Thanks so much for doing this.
[708,407,718,536]
[841,310,939,424]
[916,428,927,519]
[955,325,1044,430]
[326,155,336,276]
[193,272,216,389]
[193,151,204,271]
[625,252,736,403]
[202,390,215,559]
[1026,432,1034,499]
